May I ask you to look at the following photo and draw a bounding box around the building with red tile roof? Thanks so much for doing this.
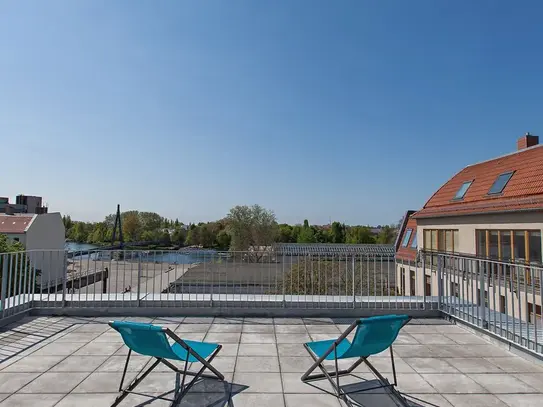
[395,133,543,318]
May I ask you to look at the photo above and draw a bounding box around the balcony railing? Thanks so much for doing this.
[1,248,542,357]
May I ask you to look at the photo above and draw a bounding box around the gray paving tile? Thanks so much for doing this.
[393,345,435,358]
[50,355,110,372]
[243,318,275,325]
[275,325,308,334]
[97,355,151,372]
[366,356,415,373]
[18,372,89,393]
[237,343,278,357]
[433,324,467,334]
[200,356,236,373]
[279,356,315,373]
[73,341,123,356]
[411,334,457,345]
[404,358,459,374]
[116,392,170,406]
[235,372,283,393]
[468,373,539,393]
[303,318,335,325]
[305,325,341,334]
[0,355,66,372]
[0,396,8,404]
[278,344,310,357]
[182,317,215,324]
[445,357,503,373]
[0,373,39,393]
[0,393,65,407]
[512,373,543,390]
[174,323,211,333]
[443,394,509,407]
[236,357,280,373]
[72,371,137,393]
[459,345,513,358]
[485,357,543,373]
[209,324,243,333]
[241,333,275,344]
[230,393,285,407]
[421,373,487,394]
[205,333,241,343]
[30,342,84,356]
[71,324,110,334]
[213,318,244,325]
[281,372,333,394]
[404,394,454,407]
[242,324,275,333]
[276,334,311,344]
[395,373,437,394]
[55,392,118,406]
[274,318,304,325]
[395,333,420,345]
[444,333,488,345]
[92,332,124,343]
[218,343,239,357]
[173,332,207,342]
[403,325,439,334]
[497,394,542,407]
[284,393,341,407]
[55,332,101,343]
[176,392,234,407]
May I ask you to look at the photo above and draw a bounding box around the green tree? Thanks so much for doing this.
[215,230,231,250]
[330,222,346,243]
[277,224,294,243]
[376,225,396,244]
[346,226,376,244]
[226,204,278,261]
[171,227,187,246]
[122,211,142,242]
[297,219,316,243]
[185,227,200,246]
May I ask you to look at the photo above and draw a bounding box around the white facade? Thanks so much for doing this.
[1,213,65,289]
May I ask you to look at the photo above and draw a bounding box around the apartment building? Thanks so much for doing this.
[0,194,48,214]
[396,133,543,322]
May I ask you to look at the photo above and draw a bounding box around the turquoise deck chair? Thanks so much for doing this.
[109,321,224,406]
[301,315,411,401]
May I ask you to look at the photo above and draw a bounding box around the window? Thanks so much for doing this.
[424,229,459,253]
[528,302,542,323]
[476,229,541,264]
[528,231,542,263]
[13,237,19,242]
[453,181,473,200]
[488,171,514,195]
[400,268,406,295]
[410,232,417,248]
[402,229,413,248]
[410,270,416,296]
[500,295,506,314]
[425,275,432,296]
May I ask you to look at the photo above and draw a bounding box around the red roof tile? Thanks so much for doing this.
[414,144,543,218]
[396,217,417,261]
[0,215,34,234]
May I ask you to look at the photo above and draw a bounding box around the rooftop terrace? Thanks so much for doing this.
[0,315,542,407]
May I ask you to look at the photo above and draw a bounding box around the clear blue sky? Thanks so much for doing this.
[1,1,541,226]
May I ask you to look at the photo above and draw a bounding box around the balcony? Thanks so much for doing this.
[1,249,543,406]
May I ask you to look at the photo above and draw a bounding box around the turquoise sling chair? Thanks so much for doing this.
[109,321,224,406]
[302,315,411,401]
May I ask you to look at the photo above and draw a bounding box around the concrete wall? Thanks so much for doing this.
[25,213,66,289]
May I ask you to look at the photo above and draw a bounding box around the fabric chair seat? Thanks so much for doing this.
[171,340,219,362]
[306,338,353,360]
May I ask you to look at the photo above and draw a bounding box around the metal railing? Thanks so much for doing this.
[2,248,542,357]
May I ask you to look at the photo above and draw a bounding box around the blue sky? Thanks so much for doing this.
[1,1,542,225]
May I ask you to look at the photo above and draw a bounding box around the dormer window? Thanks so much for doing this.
[453,181,473,200]
[488,171,515,195]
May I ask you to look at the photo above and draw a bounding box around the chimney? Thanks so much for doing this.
[517,132,539,150]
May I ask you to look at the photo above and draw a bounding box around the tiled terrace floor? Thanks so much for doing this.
[0,316,542,406]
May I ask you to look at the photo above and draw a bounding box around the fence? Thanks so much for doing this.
[1,248,543,357]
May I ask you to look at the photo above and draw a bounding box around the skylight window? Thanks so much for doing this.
[402,229,412,247]
[488,171,515,195]
[453,181,473,200]
[411,232,417,248]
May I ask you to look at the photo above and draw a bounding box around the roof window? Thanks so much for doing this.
[401,229,413,247]
[453,181,473,200]
[488,171,515,195]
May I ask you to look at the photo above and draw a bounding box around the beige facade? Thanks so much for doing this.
[396,211,543,323]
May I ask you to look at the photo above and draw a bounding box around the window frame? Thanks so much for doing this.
[453,180,473,200]
[474,228,542,264]
[410,232,418,249]
[401,229,413,248]
[487,171,515,195]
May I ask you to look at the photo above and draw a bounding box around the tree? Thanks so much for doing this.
[226,204,277,261]
[185,228,200,246]
[330,222,346,243]
[277,224,294,243]
[376,225,396,244]
[297,219,316,243]
[346,226,376,244]
[139,212,162,232]
[123,211,142,242]
[215,230,231,250]
[171,227,187,246]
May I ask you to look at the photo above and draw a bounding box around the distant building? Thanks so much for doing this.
[0,194,48,215]
[0,212,65,290]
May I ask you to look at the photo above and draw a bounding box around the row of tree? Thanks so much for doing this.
[63,205,397,250]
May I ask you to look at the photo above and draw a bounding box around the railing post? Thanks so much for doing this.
[282,254,286,307]
[1,255,7,317]
[478,260,487,329]
[62,251,67,308]
[421,251,427,310]
[136,256,142,307]
[352,255,355,309]
[437,254,443,310]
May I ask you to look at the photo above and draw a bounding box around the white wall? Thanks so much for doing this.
[25,213,66,289]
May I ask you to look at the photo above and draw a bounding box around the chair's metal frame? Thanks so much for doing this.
[301,317,411,404]
[109,323,224,407]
